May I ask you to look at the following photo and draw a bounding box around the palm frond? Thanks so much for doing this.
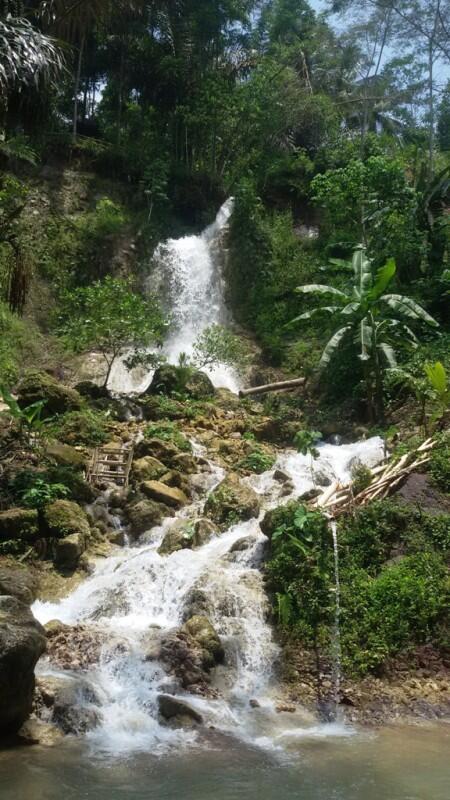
[319,325,352,368]
[295,284,348,299]
[381,295,439,327]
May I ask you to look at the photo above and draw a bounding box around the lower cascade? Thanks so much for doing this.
[32,437,385,755]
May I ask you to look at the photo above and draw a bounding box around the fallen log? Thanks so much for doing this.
[239,377,306,398]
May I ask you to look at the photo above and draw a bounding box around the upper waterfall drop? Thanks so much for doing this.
[107,198,239,395]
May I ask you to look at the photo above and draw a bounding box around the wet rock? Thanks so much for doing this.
[204,473,260,527]
[193,518,218,547]
[125,499,164,537]
[159,470,191,497]
[273,469,290,484]
[18,718,64,746]
[229,536,252,553]
[141,480,188,509]
[0,564,39,605]
[0,508,39,543]
[44,624,108,672]
[183,615,224,664]
[42,500,90,542]
[160,616,223,694]
[108,489,128,509]
[249,698,260,708]
[54,532,86,569]
[182,589,210,621]
[0,596,47,735]
[131,456,166,483]
[36,675,101,734]
[158,520,194,555]
[172,453,197,474]
[107,529,125,546]
[158,694,203,725]
[134,437,180,463]
[312,470,332,488]
[17,370,82,415]
[275,703,296,713]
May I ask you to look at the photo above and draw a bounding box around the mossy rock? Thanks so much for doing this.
[184,371,215,400]
[260,501,301,540]
[204,473,260,527]
[125,499,164,537]
[17,371,82,416]
[54,533,86,569]
[0,509,39,542]
[42,500,90,541]
[45,441,86,469]
[183,615,224,664]
[158,520,194,555]
[148,365,181,395]
[131,456,166,483]
[134,437,181,464]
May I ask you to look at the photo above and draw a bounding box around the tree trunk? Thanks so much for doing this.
[73,33,86,144]
[239,378,306,398]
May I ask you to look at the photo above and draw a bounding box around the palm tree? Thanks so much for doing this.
[291,247,439,421]
[0,10,63,102]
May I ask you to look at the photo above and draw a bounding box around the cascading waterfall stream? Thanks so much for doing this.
[32,437,385,755]
[108,199,239,395]
[31,199,387,756]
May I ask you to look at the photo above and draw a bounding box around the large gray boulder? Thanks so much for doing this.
[0,596,46,735]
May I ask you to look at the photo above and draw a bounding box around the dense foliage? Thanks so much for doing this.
[267,497,450,676]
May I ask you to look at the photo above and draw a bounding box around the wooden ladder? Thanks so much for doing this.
[87,446,134,488]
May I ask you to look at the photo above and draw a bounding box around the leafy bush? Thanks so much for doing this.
[47,409,109,446]
[428,433,450,494]
[144,420,192,452]
[19,478,70,509]
[340,554,448,675]
[266,499,450,675]
[238,447,276,474]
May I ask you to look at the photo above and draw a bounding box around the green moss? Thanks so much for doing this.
[42,499,90,540]
[144,421,191,452]
[47,409,109,446]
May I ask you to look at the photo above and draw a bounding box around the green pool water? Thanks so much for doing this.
[0,724,448,800]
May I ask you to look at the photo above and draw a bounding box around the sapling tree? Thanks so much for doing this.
[192,324,250,373]
[58,276,166,388]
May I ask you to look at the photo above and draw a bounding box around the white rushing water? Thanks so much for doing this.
[108,199,239,395]
[33,437,385,755]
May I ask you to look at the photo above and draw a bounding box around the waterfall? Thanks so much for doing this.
[329,519,342,715]
[32,437,385,755]
[107,199,239,395]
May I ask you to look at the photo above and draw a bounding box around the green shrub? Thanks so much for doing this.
[144,420,191,452]
[238,447,276,474]
[428,433,450,493]
[48,409,109,446]
[340,554,449,675]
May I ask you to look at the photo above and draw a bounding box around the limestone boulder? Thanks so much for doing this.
[141,480,188,509]
[0,564,39,605]
[17,370,82,415]
[134,437,180,464]
[54,533,86,569]
[204,473,260,527]
[158,694,203,725]
[131,456,166,483]
[45,441,86,469]
[0,596,47,735]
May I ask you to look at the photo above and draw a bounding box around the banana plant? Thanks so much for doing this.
[291,247,439,422]
[0,386,49,446]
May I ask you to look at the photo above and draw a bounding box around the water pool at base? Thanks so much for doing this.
[0,724,449,800]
